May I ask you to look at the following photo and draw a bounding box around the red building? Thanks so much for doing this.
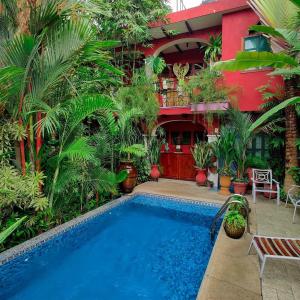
[140,0,281,184]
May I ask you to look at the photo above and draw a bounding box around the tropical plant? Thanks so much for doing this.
[0,216,27,244]
[228,110,255,181]
[145,56,167,77]
[245,155,269,169]
[288,166,300,185]
[184,68,228,104]
[215,126,236,176]
[203,34,222,64]
[224,210,246,229]
[191,142,212,169]
[214,0,300,190]
[115,68,160,134]
[0,164,48,212]
[148,136,164,165]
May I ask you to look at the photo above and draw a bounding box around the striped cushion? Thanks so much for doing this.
[254,236,300,257]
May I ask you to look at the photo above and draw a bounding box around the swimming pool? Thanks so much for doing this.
[0,194,221,300]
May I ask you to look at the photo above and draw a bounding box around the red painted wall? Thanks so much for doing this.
[222,9,283,111]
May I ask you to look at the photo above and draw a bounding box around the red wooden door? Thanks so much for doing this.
[160,153,195,181]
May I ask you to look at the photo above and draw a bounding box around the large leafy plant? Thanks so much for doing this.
[191,142,212,169]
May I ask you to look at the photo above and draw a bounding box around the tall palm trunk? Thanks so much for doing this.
[284,78,298,190]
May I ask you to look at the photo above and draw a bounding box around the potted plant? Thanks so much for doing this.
[190,142,212,186]
[229,110,255,195]
[148,135,164,181]
[224,210,246,239]
[228,195,250,218]
[119,144,146,193]
[215,126,235,195]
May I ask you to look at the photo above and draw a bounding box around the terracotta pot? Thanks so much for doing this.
[150,164,160,181]
[196,168,207,186]
[233,182,248,195]
[118,161,137,193]
[219,175,231,195]
[224,222,245,239]
[263,183,277,199]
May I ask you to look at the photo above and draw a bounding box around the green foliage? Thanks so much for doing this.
[203,34,222,63]
[116,69,159,132]
[148,135,164,165]
[215,126,236,175]
[224,210,246,229]
[214,51,298,71]
[145,56,166,75]
[184,68,228,104]
[228,110,254,180]
[0,165,49,212]
[190,142,212,169]
[245,155,269,169]
[288,167,300,185]
[0,216,27,244]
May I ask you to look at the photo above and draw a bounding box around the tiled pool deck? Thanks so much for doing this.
[134,179,300,300]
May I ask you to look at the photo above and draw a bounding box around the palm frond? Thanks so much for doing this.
[66,94,115,135]
[59,137,96,162]
[214,51,298,71]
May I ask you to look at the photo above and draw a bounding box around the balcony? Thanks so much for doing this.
[155,77,229,112]
[156,78,191,108]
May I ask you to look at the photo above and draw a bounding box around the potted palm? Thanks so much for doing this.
[215,126,235,195]
[224,210,246,239]
[148,136,164,181]
[190,142,212,186]
[230,110,255,195]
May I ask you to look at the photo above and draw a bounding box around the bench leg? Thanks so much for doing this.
[248,240,253,255]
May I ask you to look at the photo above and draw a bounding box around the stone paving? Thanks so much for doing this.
[134,179,300,300]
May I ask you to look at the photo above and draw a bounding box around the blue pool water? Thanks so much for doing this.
[0,194,221,300]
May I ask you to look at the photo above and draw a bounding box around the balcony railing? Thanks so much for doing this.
[155,77,229,111]
[155,78,191,107]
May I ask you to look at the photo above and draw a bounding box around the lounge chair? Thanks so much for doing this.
[248,235,300,278]
[285,185,300,223]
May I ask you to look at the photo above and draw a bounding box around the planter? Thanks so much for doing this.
[210,155,217,163]
[224,222,245,239]
[209,166,217,174]
[263,183,277,199]
[219,175,231,195]
[233,182,248,195]
[118,161,137,193]
[195,168,207,186]
[247,167,253,186]
[150,164,160,181]
[191,101,229,112]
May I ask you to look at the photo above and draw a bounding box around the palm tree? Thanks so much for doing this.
[0,0,119,174]
[214,0,300,190]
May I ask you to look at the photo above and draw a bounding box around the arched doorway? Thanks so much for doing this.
[159,120,207,181]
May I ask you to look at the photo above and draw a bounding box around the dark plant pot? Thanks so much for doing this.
[210,155,217,163]
[233,182,248,195]
[219,175,231,195]
[118,161,137,193]
[263,183,277,199]
[247,167,253,186]
[224,222,245,239]
[150,164,160,181]
[209,166,217,174]
[196,168,207,186]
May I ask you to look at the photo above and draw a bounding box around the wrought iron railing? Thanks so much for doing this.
[155,78,191,107]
